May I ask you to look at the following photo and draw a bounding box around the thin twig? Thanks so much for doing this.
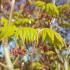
[13,55,19,65]
[8,0,15,25]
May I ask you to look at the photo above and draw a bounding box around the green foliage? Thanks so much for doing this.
[15,27,38,43]
[13,12,23,17]
[34,1,46,10]
[32,62,43,70]
[34,2,59,17]
[45,50,55,55]
[0,25,16,40]
[58,4,69,14]
[58,4,70,18]
[53,31,64,49]
[0,26,64,49]
[59,23,70,28]
[39,28,64,49]
[1,17,35,26]
[1,0,69,69]
[0,15,64,49]
[14,18,35,25]
[45,3,59,17]
[0,16,64,49]
[39,28,54,44]
[1,17,8,26]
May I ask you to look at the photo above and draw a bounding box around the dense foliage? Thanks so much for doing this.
[0,0,70,70]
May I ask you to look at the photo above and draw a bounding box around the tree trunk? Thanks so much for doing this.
[55,61,61,70]
[64,59,68,70]
[2,39,14,70]
[2,0,15,69]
